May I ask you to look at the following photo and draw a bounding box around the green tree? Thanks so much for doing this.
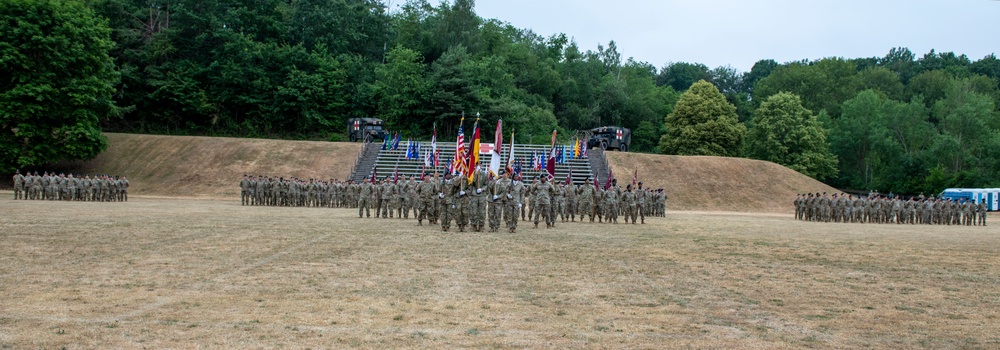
[659,80,745,156]
[655,61,712,91]
[0,0,118,172]
[745,92,837,179]
[753,58,860,118]
[373,46,428,132]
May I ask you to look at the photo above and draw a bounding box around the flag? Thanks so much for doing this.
[605,167,614,190]
[468,119,481,184]
[393,165,399,184]
[489,119,503,178]
[424,148,432,167]
[546,129,557,180]
[434,149,440,167]
[455,117,467,177]
[446,156,455,175]
[404,139,411,159]
[415,143,421,161]
[514,157,522,175]
[581,141,588,158]
[505,131,515,176]
[566,166,573,185]
[573,138,580,159]
[593,175,600,191]
[431,125,438,158]
[381,137,388,150]
[371,166,378,183]
[633,169,638,187]
[392,133,401,150]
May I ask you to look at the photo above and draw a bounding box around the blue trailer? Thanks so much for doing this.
[940,188,1000,211]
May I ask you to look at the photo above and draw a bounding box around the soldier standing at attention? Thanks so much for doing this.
[374,178,385,217]
[12,170,25,200]
[578,177,596,223]
[622,184,637,224]
[553,182,566,223]
[566,180,578,222]
[469,165,489,232]
[416,173,435,226]
[358,178,374,218]
[604,179,620,224]
[532,175,555,229]
[635,182,647,224]
[511,174,525,230]
[488,172,510,232]
[518,175,528,221]
[66,174,77,201]
[440,172,461,232]
[121,176,130,202]
[976,200,987,226]
[505,173,521,233]
[527,177,538,223]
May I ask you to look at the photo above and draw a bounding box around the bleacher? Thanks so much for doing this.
[349,141,597,185]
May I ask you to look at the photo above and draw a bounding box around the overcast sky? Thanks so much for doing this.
[423,0,999,72]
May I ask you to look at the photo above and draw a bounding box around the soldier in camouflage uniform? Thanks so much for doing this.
[565,180,577,222]
[12,170,25,200]
[635,182,647,224]
[488,172,510,232]
[440,172,462,232]
[603,179,620,224]
[532,175,555,228]
[358,178,374,218]
[578,177,596,223]
[416,173,437,226]
[553,181,566,223]
[622,184,637,224]
[469,166,489,232]
[506,173,522,233]
[976,200,987,226]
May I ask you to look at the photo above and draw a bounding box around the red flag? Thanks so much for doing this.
[593,176,600,191]
[371,166,377,183]
[546,129,557,180]
[633,169,637,187]
[604,167,613,190]
[393,166,399,184]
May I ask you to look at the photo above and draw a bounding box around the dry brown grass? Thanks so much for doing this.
[54,133,363,198]
[2,195,998,349]
[607,152,838,213]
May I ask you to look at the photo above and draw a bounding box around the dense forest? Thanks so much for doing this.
[4,0,999,194]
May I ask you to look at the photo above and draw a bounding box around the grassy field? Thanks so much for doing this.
[2,195,999,349]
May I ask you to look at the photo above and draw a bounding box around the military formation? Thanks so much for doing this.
[11,170,130,202]
[240,168,668,233]
[794,192,987,226]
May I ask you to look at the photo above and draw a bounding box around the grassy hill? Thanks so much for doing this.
[45,133,835,212]
[55,133,363,199]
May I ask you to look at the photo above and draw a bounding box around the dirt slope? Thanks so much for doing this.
[605,152,837,213]
[50,133,834,211]
[56,133,362,198]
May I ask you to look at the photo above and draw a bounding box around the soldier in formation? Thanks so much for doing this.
[237,171,666,233]
[12,170,129,202]
[794,192,987,226]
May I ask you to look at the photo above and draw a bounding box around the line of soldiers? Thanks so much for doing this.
[11,170,130,202]
[794,192,987,226]
[239,168,668,233]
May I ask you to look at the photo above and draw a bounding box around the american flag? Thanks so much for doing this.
[454,119,467,176]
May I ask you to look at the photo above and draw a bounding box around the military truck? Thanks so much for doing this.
[587,126,631,152]
[346,118,388,142]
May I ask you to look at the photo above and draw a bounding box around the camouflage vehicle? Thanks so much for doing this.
[347,118,388,142]
[587,126,631,152]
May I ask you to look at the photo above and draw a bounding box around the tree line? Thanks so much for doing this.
[2,0,998,194]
